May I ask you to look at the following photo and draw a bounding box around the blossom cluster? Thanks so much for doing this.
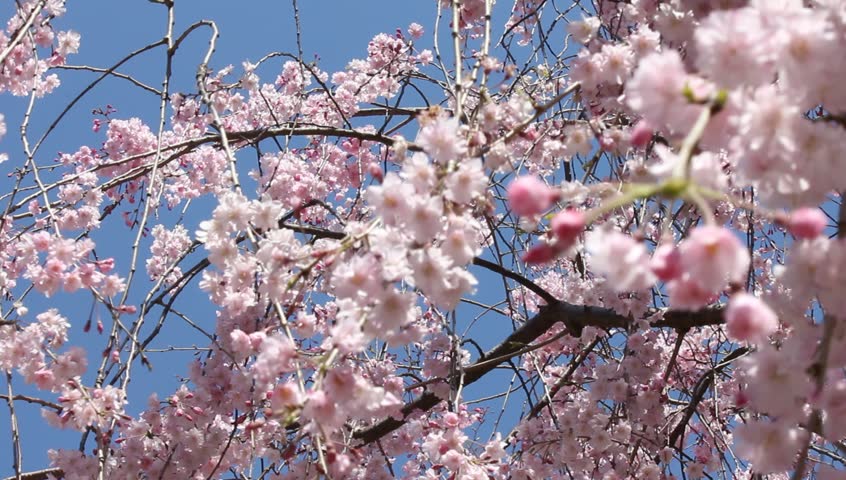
[2,0,846,479]
[0,0,78,97]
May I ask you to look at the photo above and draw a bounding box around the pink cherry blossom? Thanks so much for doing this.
[365,172,414,225]
[444,158,487,204]
[625,50,694,131]
[586,228,656,292]
[567,17,600,44]
[416,116,467,164]
[679,226,750,293]
[522,242,558,265]
[693,8,775,88]
[507,175,557,217]
[786,207,827,239]
[725,292,779,342]
[734,420,803,474]
[408,22,424,39]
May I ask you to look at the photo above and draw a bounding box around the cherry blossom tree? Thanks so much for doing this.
[2,0,846,478]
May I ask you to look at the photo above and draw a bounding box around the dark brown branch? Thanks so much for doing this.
[471,257,557,305]
[273,224,579,310]
[353,106,433,117]
[279,223,345,240]
[354,301,726,445]
[51,65,161,95]
[524,337,600,420]
[0,394,61,411]
[667,347,749,449]
[11,125,422,217]
[225,125,421,150]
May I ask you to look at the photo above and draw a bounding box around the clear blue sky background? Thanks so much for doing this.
[0,1,541,475]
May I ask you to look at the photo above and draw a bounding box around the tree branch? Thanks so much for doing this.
[667,347,749,449]
[354,301,725,445]
[2,468,63,480]
[471,257,557,305]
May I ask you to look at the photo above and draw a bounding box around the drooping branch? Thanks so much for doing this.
[0,1,47,68]
[10,124,423,218]
[0,394,61,411]
[523,336,601,421]
[224,125,422,150]
[471,257,557,305]
[666,346,749,449]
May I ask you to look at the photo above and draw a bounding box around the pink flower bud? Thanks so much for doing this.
[550,209,585,247]
[522,242,558,265]
[368,162,384,182]
[507,176,556,217]
[48,53,64,67]
[651,244,682,282]
[117,304,137,314]
[629,120,654,149]
[787,207,826,239]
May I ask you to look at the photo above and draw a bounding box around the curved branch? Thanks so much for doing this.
[11,125,421,218]
[354,301,725,445]
[666,347,749,449]
[471,257,557,305]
